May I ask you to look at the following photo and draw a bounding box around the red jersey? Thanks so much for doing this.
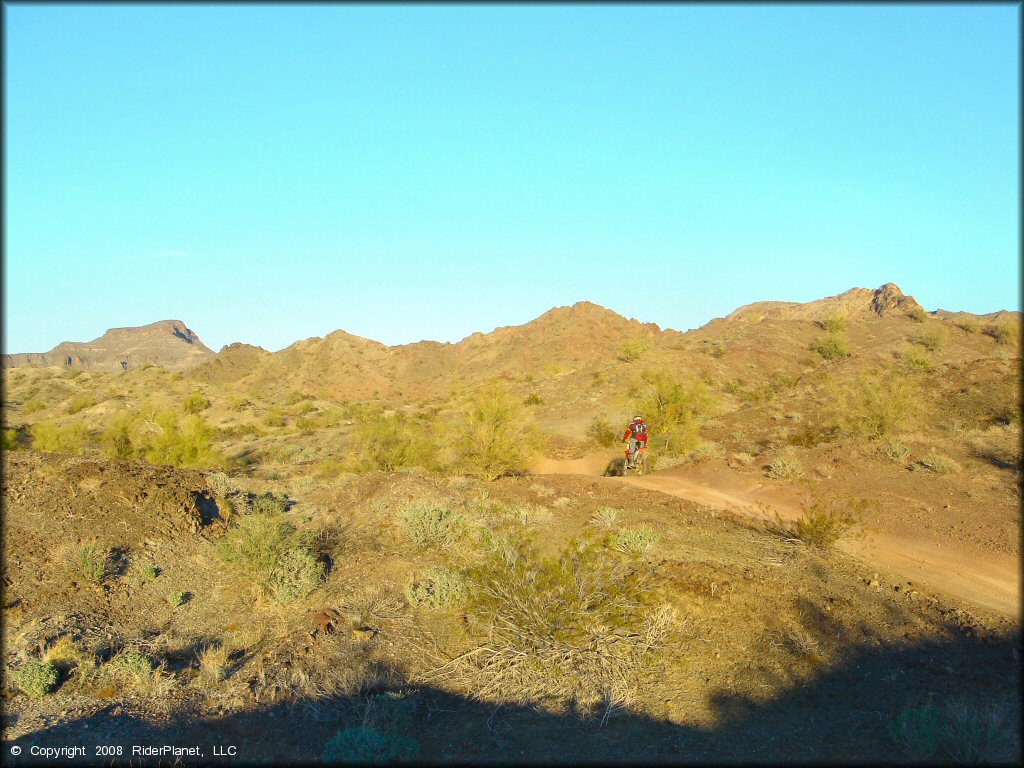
[623,419,648,444]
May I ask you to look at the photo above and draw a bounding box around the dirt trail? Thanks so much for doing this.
[532,453,1020,621]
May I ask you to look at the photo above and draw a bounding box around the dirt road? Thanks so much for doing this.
[532,453,1021,621]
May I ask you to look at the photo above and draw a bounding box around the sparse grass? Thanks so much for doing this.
[587,416,618,448]
[912,452,961,474]
[589,507,620,529]
[766,453,805,480]
[405,566,468,609]
[399,503,467,550]
[810,332,851,360]
[343,586,407,630]
[877,439,911,464]
[13,661,59,698]
[196,644,230,686]
[608,526,661,555]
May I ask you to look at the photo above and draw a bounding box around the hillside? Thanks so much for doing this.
[2,283,1020,764]
[4,320,214,372]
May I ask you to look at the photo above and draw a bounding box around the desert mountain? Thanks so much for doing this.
[3,319,214,372]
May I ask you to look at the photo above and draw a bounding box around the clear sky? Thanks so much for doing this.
[4,3,1019,353]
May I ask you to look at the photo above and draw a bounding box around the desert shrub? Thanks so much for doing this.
[399,503,467,550]
[912,452,960,474]
[13,661,59,698]
[2,428,19,451]
[428,541,677,714]
[877,439,911,463]
[890,699,1017,763]
[228,396,251,412]
[608,527,661,555]
[766,496,863,550]
[405,566,468,609]
[73,542,109,584]
[786,423,836,448]
[323,727,421,764]
[205,471,235,498]
[810,333,851,360]
[587,416,618,448]
[983,322,1016,345]
[956,319,979,334]
[218,507,321,606]
[269,547,326,603]
[909,307,928,323]
[898,345,933,372]
[348,406,435,473]
[766,453,805,480]
[182,391,211,414]
[817,312,847,333]
[589,507,620,529]
[65,394,97,414]
[109,650,154,682]
[145,412,224,468]
[836,371,916,439]
[196,644,230,685]
[452,382,539,480]
[140,564,159,579]
[912,326,946,351]
[616,338,651,363]
[637,371,716,457]
[167,591,186,607]
[30,421,88,453]
[252,492,289,516]
[102,413,139,460]
[523,392,543,406]
[263,409,286,428]
[23,399,46,414]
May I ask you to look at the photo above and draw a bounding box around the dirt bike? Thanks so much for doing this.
[623,439,648,476]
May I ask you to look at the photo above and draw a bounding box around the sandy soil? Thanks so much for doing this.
[531,451,1020,621]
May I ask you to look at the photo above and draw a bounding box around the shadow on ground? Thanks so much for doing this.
[5,630,1020,765]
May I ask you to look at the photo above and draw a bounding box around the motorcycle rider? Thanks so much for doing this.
[623,413,649,469]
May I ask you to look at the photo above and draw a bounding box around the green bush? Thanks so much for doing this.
[523,393,543,406]
[73,543,109,584]
[818,313,847,333]
[269,547,326,603]
[452,382,539,480]
[909,307,928,323]
[405,566,468,609]
[637,372,716,457]
[768,496,863,550]
[323,727,421,764]
[251,492,289,516]
[983,322,1016,346]
[216,511,294,589]
[108,650,154,684]
[14,661,59,698]
[23,399,46,414]
[348,406,435,472]
[587,416,618,448]
[956,319,979,334]
[912,327,946,351]
[616,338,651,363]
[30,421,88,453]
[899,345,933,372]
[141,564,159,579]
[183,392,211,414]
[399,503,467,550]
[145,412,223,468]
[65,394,97,414]
[102,413,138,460]
[836,371,916,439]
[2,428,19,452]
[167,591,186,607]
[810,333,851,360]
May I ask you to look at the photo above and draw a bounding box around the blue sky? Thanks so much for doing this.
[4,4,1019,353]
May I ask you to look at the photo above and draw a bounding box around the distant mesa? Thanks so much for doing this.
[3,319,215,372]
